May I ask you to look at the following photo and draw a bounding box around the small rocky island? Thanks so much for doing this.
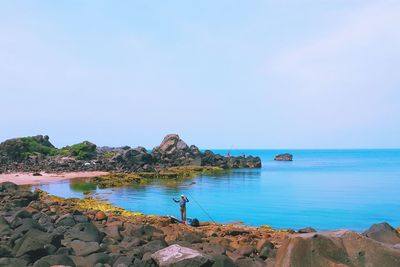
[273,153,293,161]
[0,134,261,174]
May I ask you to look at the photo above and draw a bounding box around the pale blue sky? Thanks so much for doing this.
[1,1,399,149]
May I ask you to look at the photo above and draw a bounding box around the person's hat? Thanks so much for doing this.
[181,194,185,197]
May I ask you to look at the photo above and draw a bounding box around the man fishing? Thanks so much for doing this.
[173,195,189,223]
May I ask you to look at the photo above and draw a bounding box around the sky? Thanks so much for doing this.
[1,1,399,149]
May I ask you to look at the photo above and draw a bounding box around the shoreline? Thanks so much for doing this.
[0,171,109,185]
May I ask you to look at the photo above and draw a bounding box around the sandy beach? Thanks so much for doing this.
[0,171,109,185]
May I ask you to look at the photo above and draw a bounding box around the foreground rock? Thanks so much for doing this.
[275,230,400,267]
[363,222,400,245]
[274,153,293,161]
[0,134,261,173]
[151,244,213,266]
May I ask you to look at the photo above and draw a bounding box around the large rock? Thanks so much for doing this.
[275,230,400,267]
[68,222,104,242]
[155,134,189,154]
[70,240,101,256]
[274,153,293,161]
[12,228,60,259]
[363,222,400,245]
[152,134,202,167]
[0,135,55,162]
[151,244,214,267]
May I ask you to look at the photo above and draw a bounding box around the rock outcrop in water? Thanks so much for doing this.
[274,153,293,161]
[1,182,400,267]
[0,134,261,173]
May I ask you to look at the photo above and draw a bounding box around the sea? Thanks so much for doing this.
[35,149,400,231]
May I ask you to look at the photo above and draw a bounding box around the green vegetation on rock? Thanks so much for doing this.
[92,166,224,188]
[57,141,97,160]
[0,135,57,161]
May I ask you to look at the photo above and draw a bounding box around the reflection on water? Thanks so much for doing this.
[69,180,97,192]
[37,149,400,231]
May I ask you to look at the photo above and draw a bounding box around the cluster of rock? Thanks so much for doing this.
[2,182,400,267]
[273,153,293,161]
[0,134,261,173]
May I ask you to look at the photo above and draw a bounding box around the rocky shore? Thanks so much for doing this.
[1,182,400,267]
[0,134,261,174]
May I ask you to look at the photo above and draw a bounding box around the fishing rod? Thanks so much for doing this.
[185,191,216,223]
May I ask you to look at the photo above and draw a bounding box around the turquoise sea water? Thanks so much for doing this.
[36,149,400,231]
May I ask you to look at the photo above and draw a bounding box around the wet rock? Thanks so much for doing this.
[68,222,104,242]
[151,244,213,267]
[363,222,400,245]
[274,153,293,161]
[71,240,101,256]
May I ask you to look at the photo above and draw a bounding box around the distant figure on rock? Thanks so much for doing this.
[274,153,293,161]
[173,195,189,223]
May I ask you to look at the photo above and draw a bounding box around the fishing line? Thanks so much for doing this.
[185,190,216,223]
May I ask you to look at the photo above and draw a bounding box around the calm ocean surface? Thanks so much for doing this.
[36,149,400,231]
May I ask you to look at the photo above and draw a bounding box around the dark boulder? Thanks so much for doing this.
[363,222,400,245]
[12,228,60,259]
[274,153,293,161]
[13,218,44,235]
[68,222,104,243]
